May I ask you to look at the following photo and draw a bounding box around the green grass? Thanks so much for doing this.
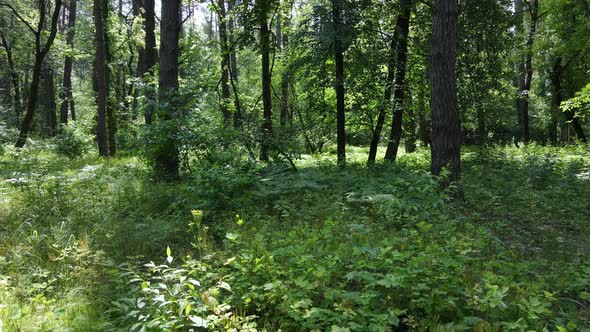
[0,143,589,331]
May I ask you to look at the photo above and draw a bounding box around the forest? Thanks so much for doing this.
[0,0,589,330]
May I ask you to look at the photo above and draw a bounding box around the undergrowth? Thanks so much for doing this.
[0,144,589,331]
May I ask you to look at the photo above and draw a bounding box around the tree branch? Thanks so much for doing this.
[0,3,37,35]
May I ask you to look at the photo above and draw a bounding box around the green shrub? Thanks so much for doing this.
[54,123,92,158]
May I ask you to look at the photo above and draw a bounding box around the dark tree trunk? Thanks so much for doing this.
[228,0,241,128]
[549,58,561,145]
[405,95,417,153]
[384,0,412,161]
[137,0,158,125]
[517,0,537,144]
[42,63,58,136]
[155,0,181,179]
[416,84,430,147]
[14,0,63,148]
[279,12,290,128]
[259,0,272,161]
[0,34,22,125]
[566,113,587,143]
[59,0,76,124]
[332,0,346,165]
[218,0,232,126]
[367,36,396,165]
[93,0,109,156]
[430,0,461,187]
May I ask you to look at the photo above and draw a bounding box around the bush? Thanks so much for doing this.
[54,123,92,158]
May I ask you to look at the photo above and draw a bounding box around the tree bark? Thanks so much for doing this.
[217,0,232,126]
[430,0,461,187]
[0,34,22,125]
[137,0,158,125]
[42,62,57,137]
[155,0,181,179]
[93,0,109,156]
[516,0,537,144]
[59,0,76,124]
[13,0,63,148]
[384,0,412,161]
[279,10,290,128]
[367,36,396,165]
[228,0,241,128]
[259,0,272,161]
[549,58,561,145]
[332,0,346,165]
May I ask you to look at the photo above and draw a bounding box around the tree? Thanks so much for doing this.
[42,60,57,136]
[332,0,346,165]
[258,0,273,161]
[516,0,538,144]
[59,0,76,124]
[0,33,22,125]
[430,0,461,187]
[93,0,109,156]
[0,0,63,147]
[154,0,181,179]
[136,0,158,125]
[383,0,412,162]
[217,0,232,126]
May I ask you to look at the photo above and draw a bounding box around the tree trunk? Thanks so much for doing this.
[42,62,57,137]
[15,0,63,148]
[218,0,232,126]
[367,36,396,165]
[0,34,22,126]
[137,0,158,125]
[384,0,412,161]
[332,0,346,165]
[549,58,561,145]
[155,0,181,179]
[228,0,241,128]
[93,0,109,156]
[516,0,537,144]
[259,0,272,161]
[430,0,461,187]
[405,94,417,153]
[59,0,76,125]
[279,11,290,128]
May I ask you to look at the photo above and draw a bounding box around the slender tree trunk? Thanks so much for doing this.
[0,34,22,125]
[228,0,241,128]
[42,62,58,136]
[367,36,396,165]
[384,0,412,161]
[549,58,561,145]
[417,84,430,147]
[15,0,63,148]
[279,12,290,128]
[516,0,537,144]
[259,0,272,161]
[332,0,346,165]
[135,0,158,124]
[59,0,76,125]
[93,0,109,156]
[405,94,417,153]
[104,0,116,156]
[430,0,461,187]
[218,0,232,126]
[155,0,181,179]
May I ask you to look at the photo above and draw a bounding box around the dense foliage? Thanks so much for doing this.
[0,145,589,330]
[1,0,589,330]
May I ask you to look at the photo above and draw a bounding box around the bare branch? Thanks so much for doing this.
[0,3,37,35]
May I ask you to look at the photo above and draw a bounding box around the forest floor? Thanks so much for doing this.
[0,143,589,331]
